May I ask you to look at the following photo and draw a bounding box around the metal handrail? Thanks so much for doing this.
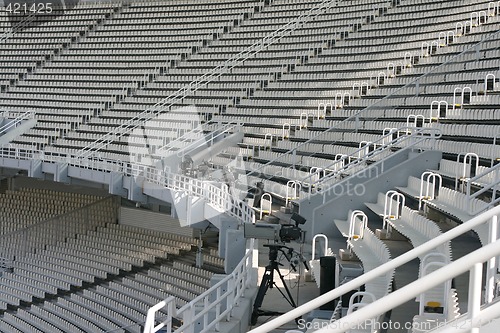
[75,0,337,158]
[0,111,34,136]
[248,126,441,198]
[302,127,441,194]
[144,238,256,333]
[311,234,328,261]
[0,195,116,240]
[155,120,242,159]
[0,12,36,43]
[311,244,497,333]
[466,162,500,215]
[248,206,500,333]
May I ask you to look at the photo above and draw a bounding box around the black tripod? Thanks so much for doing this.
[251,244,298,325]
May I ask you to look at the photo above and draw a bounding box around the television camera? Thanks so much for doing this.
[243,212,307,243]
[244,213,308,324]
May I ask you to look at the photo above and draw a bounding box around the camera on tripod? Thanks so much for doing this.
[251,243,308,325]
[245,214,308,325]
[243,212,306,243]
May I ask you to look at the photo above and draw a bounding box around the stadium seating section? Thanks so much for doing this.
[0,0,499,331]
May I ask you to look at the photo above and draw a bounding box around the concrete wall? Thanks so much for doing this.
[301,150,442,240]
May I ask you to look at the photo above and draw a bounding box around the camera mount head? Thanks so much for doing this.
[263,244,309,272]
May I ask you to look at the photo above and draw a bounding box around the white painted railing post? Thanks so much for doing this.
[227,278,236,320]
[203,296,210,329]
[304,127,441,194]
[144,296,176,333]
[485,214,498,303]
[468,263,483,333]
[183,305,196,333]
[214,283,222,332]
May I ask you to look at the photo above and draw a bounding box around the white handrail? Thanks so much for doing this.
[155,120,241,158]
[303,126,441,198]
[431,301,500,333]
[259,192,272,220]
[1,9,498,332]
[407,114,427,129]
[312,234,328,261]
[282,123,291,140]
[249,206,500,333]
[420,252,450,278]
[0,111,34,135]
[75,0,337,158]
[0,13,36,43]
[144,238,255,333]
[309,251,495,333]
[466,162,500,215]
[488,1,499,17]
[264,133,273,149]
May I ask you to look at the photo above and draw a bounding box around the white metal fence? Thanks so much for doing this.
[0,146,256,225]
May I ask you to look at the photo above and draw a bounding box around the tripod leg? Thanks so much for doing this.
[276,267,297,308]
[251,270,272,325]
[275,267,302,325]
